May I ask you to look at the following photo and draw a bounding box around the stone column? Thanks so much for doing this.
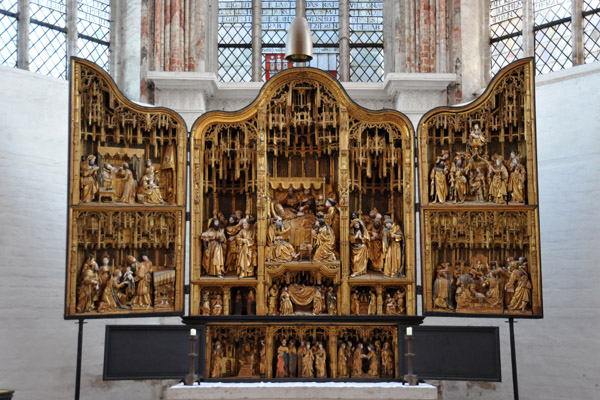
[252,0,262,81]
[522,0,535,58]
[339,0,349,81]
[66,0,77,66]
[572,0,584,65]
[17,0,30,70]
[113,0,142,101]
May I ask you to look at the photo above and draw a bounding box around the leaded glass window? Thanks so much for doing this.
[262,0,295,80]
[349,0,383,82]
[534,0,573,74]
[77,0,110,71]
[490,0,523,75]
[218,0,253,82]
[306,0,339,76]
[0,0,18,67]
[29,0,68,79]
[583,0,600,62]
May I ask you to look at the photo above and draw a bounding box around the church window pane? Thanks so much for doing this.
[77,0,110,72]
[306,0,339,77]
[490,0,523,75]
[262,0,295,80]
[0,0,18,68]
[29,0,68,79]
[219,0,253,82]
[349,0,383,82]
[583,0,600,62]
[534,0,572,74]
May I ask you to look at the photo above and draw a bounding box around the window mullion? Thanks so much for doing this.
[339,0,349,81]
[252,0,262,82]
[572,0,584,65]
[17,0,30,69]
[66,0,77,72]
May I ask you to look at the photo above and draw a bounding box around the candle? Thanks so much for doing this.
[407,327,413,336]
[190,328,197,336]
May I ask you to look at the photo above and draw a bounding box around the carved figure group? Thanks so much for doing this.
[80,152,172,205]
[348,211,404,278]
[338,339,394,378]
[201,214,257,278]
[267,283,338,316]
[275,339,328,378]
[430,138,527,204]
[76,253,174,314]
[433,256,532,313]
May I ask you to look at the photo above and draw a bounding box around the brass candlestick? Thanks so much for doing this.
[184,332,199,385]
[404,329,418,386]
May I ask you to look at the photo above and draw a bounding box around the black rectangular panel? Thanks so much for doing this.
[398,326,501,381]
[103,325,205,380]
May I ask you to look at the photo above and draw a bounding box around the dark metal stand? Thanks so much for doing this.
[507,317,519,400]
[184,334,199,385]
[75,319,86,400]
[403,332,418,385]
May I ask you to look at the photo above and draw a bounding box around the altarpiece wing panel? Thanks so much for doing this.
[418,59,542,317]
[65,58,187,318]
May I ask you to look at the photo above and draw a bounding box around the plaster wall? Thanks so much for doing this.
[0,66,178,400]
[0,62,599,400]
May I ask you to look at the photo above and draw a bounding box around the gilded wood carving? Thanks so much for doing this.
[65,58,186,317]
[205,323,398,380]
[418,59,542,316]
[190,68,417,317]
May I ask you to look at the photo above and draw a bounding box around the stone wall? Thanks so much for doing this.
[0,62,599,399]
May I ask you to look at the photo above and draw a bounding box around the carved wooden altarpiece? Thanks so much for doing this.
[418,59,542,317]
[189,68,416,379]
[65,59,186,318]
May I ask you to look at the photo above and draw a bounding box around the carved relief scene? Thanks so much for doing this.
[419,58,541,317]
[66,210,184,316]
[423,209,540,315]
[191,69,416,316]
[66,59,186,317]
[420,61,536,207]
[71,60,186,207]
[206,324,397,380]
[267,273,339,316]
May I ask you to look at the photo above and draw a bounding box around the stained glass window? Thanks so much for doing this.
[0,0,18,68]
[490,0,523,75]
[219,0,253,82]
[349,0,383,82]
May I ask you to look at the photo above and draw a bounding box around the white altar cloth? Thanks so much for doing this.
[162,382,438,400]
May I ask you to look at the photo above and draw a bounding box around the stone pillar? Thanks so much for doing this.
[17,0,30,70]
[522,0,535,58]
[206,0,218,73]
[112,0,142,101]
[339,0,349,81]
[66,0,78,66]
[458,0,489,101]
[383,0,394,77]
[572,0,584,65]
[252,0,262,81]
